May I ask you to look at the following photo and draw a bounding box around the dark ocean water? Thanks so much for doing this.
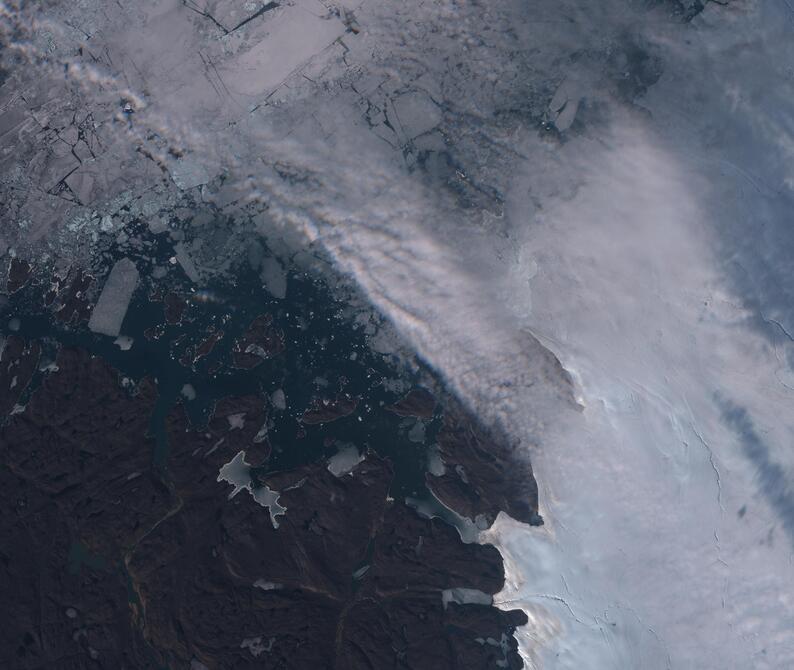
[2,243,443,505]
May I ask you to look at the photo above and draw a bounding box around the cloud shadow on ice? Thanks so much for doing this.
[719,395,794,548]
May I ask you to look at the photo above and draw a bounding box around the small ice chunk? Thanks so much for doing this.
[205,438,225,457]
[381,378,408,394]
[441,588,493,610]
[39,359,59,373]
[173,243,200,283]
[148,216,168,234]
[253,421,269,443]
[261,256,287,299]
[181,384,196,401]
[327,444,364,477]
[548,78,581,132]
[8,317,21,331]
[408,419,425,443]
[549,81,570,113]
[406,495,480,543]
[392,91,442,138]
[88,258,139,337]
[352,565,370,580]
[169,157,210,190]
[227,412,246,430]
[241,636,275,657]
[65,607,78,619]
[427,444,446,476]
[254,579,282,591]
[554,97,580,132]
[271,388,287,411]
[114,335,134,351]
[368,327,400,355]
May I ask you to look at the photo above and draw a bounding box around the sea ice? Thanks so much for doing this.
[88,258,139,337]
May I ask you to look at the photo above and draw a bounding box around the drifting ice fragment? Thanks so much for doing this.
[548,77,581,132]
[271,388,287,410]
[113,335,134,351]
[261,256,287,299]
[88,258,139,337]
[169,157,210,190]
[174,243,201,283]
[253,579,282,591]
[327,444,364,477]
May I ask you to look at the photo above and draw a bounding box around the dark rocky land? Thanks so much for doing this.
[1,254,538,670]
